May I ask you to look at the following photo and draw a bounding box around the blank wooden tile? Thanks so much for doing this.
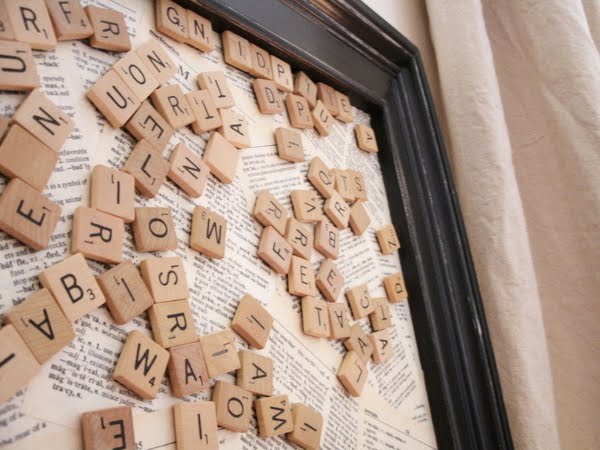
[346,284,374,320]
[383,272,408,303]
[173,401,218,450]
[252,79,283,115]
[347,169,367,201]
[81,406,135,450]
[148,300,197,349]
[312,100,334,137]
[6,0,56,50]
[324,191,350,229]
[328,302,351,339]
[284,217,312,260]
[257,226,292,275]
[150,84,195,129]
[46,0,93,40]
[168,341,209,397]
[349,201,370,236]
[316,82,339,116]
[85,5,130,52]
[132,207,177,252]
[376,224,401,255]
[314,217,339,260]
[369,329,394,364]
[293,71,317,108]
[284,93,313,129]
[337,350,367,397]
[231,294,273,349]
[302,296,330,338]
[291,190,323,223]
[0,124,58,191]
[355,124,378,153]
[3,288,74,363]
[344,323,373,363]
[370,297,392,331]
[139,256,189,303]
[0,116,8,140]
[186,89,221,134]
[275,127,304,162]
[86,69,140,128]
[0,1,15,41]
[335,90,354,123]
[168,142,209,197]
[316,259,343,302]
[72,206,124,264]
[307,156,335,198]
[39,253,106,322]
[249,43,272,79]
[113,330,169,399]
[287,403,323,450]
[253,190,288,235]
[0,324,41,404]
[186,9,214,52]
[136,39,177,85]
[190,205,227,259]
[122,139,170,198]
[200,329,240,377]
[236,350,273,396]
[255,394,293,437]
[333,169,356,203]
[114,51,160,102]
[155,0,187,43]
[197,71,235,109]
[125,100,174,151]
[203,131,239,184]
[222,30,252,73]
[288,255,317,297]
[0,178,60,250]
[13,89,74,152]
[271,54,293,92]
[90,165,135,223]
[212,380,252,432]
[0,40,40,91]
[219,108,250,149]
[97,260,153,325]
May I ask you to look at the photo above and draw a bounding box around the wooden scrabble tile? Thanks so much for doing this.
[0,324,41,404]
[186,89,222,134]
[186,9,214,52]
[90,165,135,223]
[231,294,273,349]
[72,206,124,264]
[12,89,74,152]
[337,350,367,397]
[377,224,401,255]
[168,341,209,397]
[335,91,354,123]
[284,217,312,260]
[150,84,195,129]
[113,330,169,399]
[257,226,292,274]
[284,93,313,129]
[85,5,130,52]
[5,0,56,50]
[324,191,350,229]
[236,350,273,396]
[125,100,173,151]
[148,300,197,349]
[349,201,370,236]
[355,124,378,153]
[369,329,394,364]
[307,156,335,198]
[253,190,288,235]
[314,217,339,259]
[190,205,227,259]
[312,100,334,137]
[203,131,239,184]
[81,406,135,450]
[3,288,74,363]
[287,403,323,450]
[346,284,374,319]
[347,169,367,201]
[252,79,283,115]
[0,124,58,191]
[197,71,235,109]
[316,259,343,302]
[288,255,317,297]
[0,41,40,91]
[333,169,356,203]
[219,108,250,149]
[86,69,140,128]
[275,127,304,162]
[302,296,330,338]
[291,190,323,223]
[370,297,392,331]
[293,71,317,108]
[46,0,93,40]
[212,380,252,432]
[270,55,293,93]
[155,0,187,43]
[132,207,177,252]
[328,302,351,339]
[114,51,160,102]
[39,253,106,322]
[168,142,209,197]
[97,260,153,325]
[0,116,8,140]
[173,401,218,450]
[136,39,177,85]
[0,178,60,250]
[383,272,407,303]
[255,394,293,437]
[249,43,272,79]
[139,256,189,303]
[122,139,170,198]
[344,323,373,363]
[316,82,339,116]
[0,1,15,41]
[200,329,240,377]
[222,30,252,73]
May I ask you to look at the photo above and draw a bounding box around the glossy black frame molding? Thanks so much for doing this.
[180,1,513,449]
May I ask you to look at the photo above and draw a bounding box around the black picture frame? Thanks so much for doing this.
[180,1,514,448]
